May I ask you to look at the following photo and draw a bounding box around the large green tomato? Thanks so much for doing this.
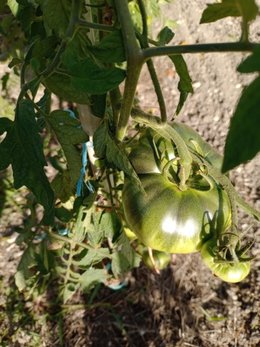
[123,174,231,254]
[200,239,251,283]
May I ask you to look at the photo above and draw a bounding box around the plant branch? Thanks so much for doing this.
[135,2,167,123]
[114,0,144,141]
[143,42,258,60]
[136,0,148,38]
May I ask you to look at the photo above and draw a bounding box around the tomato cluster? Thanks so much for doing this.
[122,122,251,282]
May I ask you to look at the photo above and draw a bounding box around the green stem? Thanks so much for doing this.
[114,0,144,141]
[146,59,167,123]
[76,19,115,32]
[66,0,82,38]
[136,0,148,38]
[48,230,93,250]
[110,87,121,127]
[135,2,168,123]
[143,42,258,60]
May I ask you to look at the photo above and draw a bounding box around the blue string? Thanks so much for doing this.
[65,110,94,196]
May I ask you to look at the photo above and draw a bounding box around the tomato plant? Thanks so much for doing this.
[0,0,259,300]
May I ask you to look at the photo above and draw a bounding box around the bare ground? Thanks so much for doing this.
[0,1,260,346]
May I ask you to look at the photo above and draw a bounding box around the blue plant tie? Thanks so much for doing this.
[58,228,69,236]
[65,109,94,196]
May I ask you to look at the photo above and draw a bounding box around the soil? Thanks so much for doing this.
[0,1,260,347]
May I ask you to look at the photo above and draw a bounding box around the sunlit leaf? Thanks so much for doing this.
[200,0,259,24]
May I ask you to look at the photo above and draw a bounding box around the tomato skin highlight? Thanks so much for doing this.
[200,239,251,283]
[123,174,231,254]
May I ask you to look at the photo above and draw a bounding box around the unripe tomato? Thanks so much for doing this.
[142,249,171,270]
[200,239,251,283]
[123,174,231,254]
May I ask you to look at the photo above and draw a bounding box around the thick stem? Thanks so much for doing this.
[143,42,258,60]
[114,0,144,141]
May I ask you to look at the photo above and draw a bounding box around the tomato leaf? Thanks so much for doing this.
[43,73,91,104]
[87,30,126,63]
[75,248,111,267]
[111,232,141,277]
[154,27,193,115]
[0,100,54,223]
[237,45,260,73]
[70,62,126,95]
[222,76,260,172]
[157,26,175,45]
[169,55,193,115]
[93,121,142,189]
[46,110,88,200]
[40,0,71,37]
[200,0,259,24]
[79,268,108,290]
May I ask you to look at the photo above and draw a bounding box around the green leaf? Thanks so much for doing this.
[43,73,91,104]
[70,60,126,95]
[237,46,260,73]
[87,30,126,63]
[0,100,54,223]
[157,26,175,45]
[75,248,111,267]
[41,0,71,37]
[7,0,19,16]
[63,283,80,303]
[51,171,72,202]
[79,268,108,290]
[15,246,37,291]
[93,121,142,187]
[46,110,88,199]
[200,0,259,24]
[169,55,193,114]
[99,211,122,240]
[222,76,260,172]
[111,232,141,277]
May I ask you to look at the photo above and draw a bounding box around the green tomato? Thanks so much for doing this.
[200,239,251,283]
[123,174,231,254]
[142,249,171,270]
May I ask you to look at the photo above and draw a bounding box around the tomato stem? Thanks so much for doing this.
[135,1,168,123]
[143,42,258,60]
[114,0,144,141]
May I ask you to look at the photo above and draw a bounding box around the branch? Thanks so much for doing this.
[135,1,167,123]
[143,42,258,60]
[114,0,144,141]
